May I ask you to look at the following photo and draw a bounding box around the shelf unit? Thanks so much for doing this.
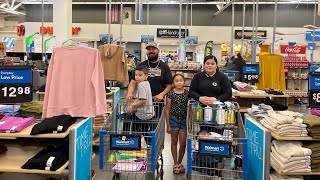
[246,115,320,178]
[170,68,201,88]
[0,118,93,179]
[0,143,69,174]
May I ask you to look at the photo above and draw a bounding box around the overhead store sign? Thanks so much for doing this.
[306,31,320,41]
[234,30,267,39]
[38,26,81,35]
[16,25,25,36]
[280,45,306,54]
[157,29,189,38]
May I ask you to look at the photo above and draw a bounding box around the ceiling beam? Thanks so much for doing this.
[21,1,320,5]
[214,0,236,16]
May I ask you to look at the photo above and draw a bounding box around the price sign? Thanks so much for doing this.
[242,64,259,83]
[310,74,320,90]
[309,90,320,108]
[0,66,32,103]
[243,74,259,83]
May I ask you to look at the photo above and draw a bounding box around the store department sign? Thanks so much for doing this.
[306,31,320,41]
[234,30,267,39]
[157,29,189,38]
[38,26,81,35]
[280,45,306,54]
[246,117,271,180]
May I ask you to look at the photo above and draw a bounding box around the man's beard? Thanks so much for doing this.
[148,54,159,62]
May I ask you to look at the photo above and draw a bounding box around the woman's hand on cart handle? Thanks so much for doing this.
[126,93,136,103]
[199,96,209,105]
[166,125,172,134]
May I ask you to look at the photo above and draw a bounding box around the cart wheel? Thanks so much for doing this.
[187,175,191,180]
[112,173,121,180]
[160,171,164,180]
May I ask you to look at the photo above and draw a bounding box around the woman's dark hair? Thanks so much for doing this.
[172,73,185,82]
[204,55,219,71]
[237,53,244,61]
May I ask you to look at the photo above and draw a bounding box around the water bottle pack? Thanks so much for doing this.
[194,100,236,125]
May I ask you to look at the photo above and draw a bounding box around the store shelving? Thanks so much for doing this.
[0,122,79,139]
[271,164,320,176]
[0,144,69,174]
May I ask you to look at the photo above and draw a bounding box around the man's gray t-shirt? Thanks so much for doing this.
[135,81,154,120]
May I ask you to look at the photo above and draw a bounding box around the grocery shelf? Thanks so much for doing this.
[285,67,309,69]
[0,144,69,174]
[285,77,308,80]
[170,69,201,72]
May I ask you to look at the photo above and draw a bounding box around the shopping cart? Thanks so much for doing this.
[99,98,165,180]
[186,101,248,180]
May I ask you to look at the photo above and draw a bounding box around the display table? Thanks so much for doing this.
[0,118,93,180]
[0,144,69,174]
[0,122,79,139]
[233,92,289,113]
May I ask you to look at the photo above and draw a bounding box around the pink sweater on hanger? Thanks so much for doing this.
[42,46,107,118]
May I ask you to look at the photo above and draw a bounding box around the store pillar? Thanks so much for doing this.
[53,0,72,46]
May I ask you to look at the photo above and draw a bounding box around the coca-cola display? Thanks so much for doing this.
[280,45,307,54]
[284,60,309,68]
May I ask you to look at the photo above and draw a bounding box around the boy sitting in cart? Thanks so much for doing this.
[126,66,154,120]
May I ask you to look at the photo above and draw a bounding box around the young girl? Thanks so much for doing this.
[166,74,190,174]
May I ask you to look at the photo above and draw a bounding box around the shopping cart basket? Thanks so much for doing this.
[186,101,248,180]
[99,98,165,180]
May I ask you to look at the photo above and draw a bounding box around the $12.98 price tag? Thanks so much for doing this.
[309,90,320,108]
[243,74,259,83]
[0,85,33,103]
[0,66,33,103]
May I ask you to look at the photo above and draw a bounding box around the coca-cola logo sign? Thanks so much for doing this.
[280,45,306,54]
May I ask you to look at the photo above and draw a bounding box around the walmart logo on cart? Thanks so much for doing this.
[205,145,225,152]
[201,142,229,155]
[116,139,135,145]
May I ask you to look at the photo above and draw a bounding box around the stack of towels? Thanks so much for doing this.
[247,104,273,121]
[260,110,308,136]
[303,142,320,172]
[270,140,311,173]
[301,115,320,139]
[270,171,303,180]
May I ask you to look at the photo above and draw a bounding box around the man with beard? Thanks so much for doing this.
[126,43,172,108]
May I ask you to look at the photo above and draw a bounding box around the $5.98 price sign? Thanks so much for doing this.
[243,74,259,83]
[309,90,320,108]
[0,67,33,103]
